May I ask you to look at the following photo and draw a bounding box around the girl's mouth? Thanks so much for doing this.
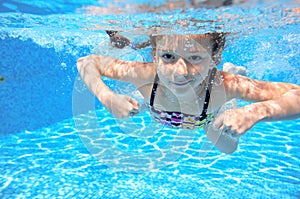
[171,79,194,86]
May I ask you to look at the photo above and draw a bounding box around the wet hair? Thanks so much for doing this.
[105,30,227,64]
[150,33,227,64]
[105,30,118,37]
[105,30,131,49]
[223,0,233,6]
[191,0,233,8]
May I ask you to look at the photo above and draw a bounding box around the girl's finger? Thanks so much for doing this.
[212,113,225,130]
[128,97,140,109]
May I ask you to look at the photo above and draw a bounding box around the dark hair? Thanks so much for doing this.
[105,30,228,64]
[210,32,227,63]
[150,33,227,64]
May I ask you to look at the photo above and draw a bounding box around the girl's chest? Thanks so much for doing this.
[138,83,227,115]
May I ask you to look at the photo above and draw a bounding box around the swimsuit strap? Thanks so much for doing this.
[150,67,217,119]
[150,73,159,106]
[199,67,217,120]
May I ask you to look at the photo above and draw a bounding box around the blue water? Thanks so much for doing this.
[1,0,300,198]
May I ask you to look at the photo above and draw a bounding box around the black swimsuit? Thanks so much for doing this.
[149,68,217,129]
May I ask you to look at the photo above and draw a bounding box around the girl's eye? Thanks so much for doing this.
[161,53,178,63]
[188,55,202,64]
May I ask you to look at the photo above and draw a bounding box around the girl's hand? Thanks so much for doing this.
[212,106,259,136]
[204,106,259,154]
[104,93,140,118]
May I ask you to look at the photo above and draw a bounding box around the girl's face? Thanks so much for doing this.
[154,35,215,96]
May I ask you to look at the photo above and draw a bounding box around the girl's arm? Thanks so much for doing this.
[77,54,155,118]
[205,72,299,154]
[214,72,300,134]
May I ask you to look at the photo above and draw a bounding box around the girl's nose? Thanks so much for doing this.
[175,58,188,76]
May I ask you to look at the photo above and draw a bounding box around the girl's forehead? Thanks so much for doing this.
[155,35,212,52]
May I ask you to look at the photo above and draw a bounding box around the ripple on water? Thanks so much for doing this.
[1,109,299,198]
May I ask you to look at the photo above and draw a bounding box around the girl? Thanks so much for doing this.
[77,33,300,153]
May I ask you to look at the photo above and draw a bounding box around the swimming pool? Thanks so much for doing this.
[1,0,299,198]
